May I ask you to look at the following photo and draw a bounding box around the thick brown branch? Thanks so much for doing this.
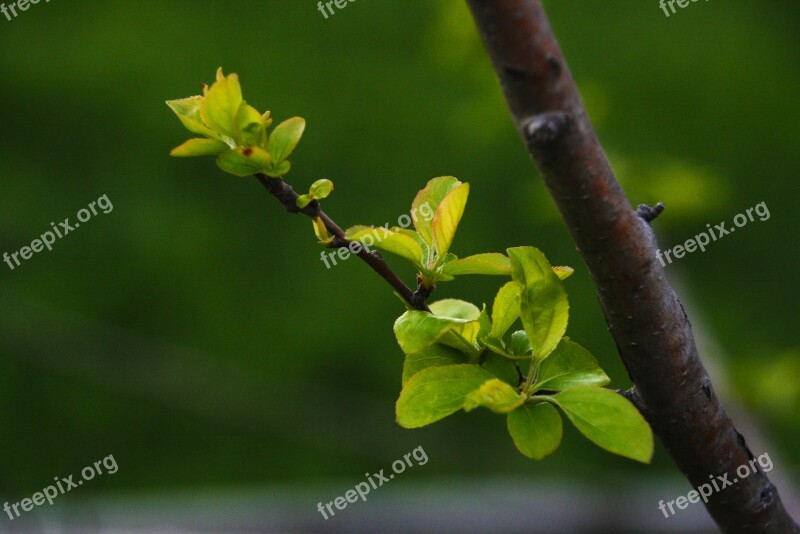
[255,174,429,312]
[466,1,799,531]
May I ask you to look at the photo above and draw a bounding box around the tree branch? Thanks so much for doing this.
[466,1,799,531]
[255,174,430,312]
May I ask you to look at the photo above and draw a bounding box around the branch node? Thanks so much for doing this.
[411,278,434,310]
[524,111,569,147]
[635,202,665,223]
[330,236,348,249]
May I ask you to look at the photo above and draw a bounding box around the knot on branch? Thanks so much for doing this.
[524,111,569,147]
[411,278,434,310]
[635,202,665,223]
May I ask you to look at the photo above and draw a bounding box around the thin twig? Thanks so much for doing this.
[255,174,430,312]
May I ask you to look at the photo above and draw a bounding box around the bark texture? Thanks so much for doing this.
[466,1,799,531]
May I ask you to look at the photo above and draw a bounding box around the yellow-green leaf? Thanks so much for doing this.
[463,378,525,414]
[552,266,575,280]
[216,146,271,177]
[402,344,467,386]
[441,253,511,277]
[552,387,654,463]
[310,179,334,199]
[507,247,569,361]
[532,338,610,392]
[432,183,469,260]
[170,138,230,157]
[269,117,306,163]
[312,217,331,243]
[166,96,220,139]
[490,281,522,340]
[200,68,243,137]
[507,402,563,460]
[234,102,267,148]
[396,364,494,428]
[411,176,461,248]
[346,226,423,267]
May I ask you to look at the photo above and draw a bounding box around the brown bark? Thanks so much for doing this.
[466,1,799,531]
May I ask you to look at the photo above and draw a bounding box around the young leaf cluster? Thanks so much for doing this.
[346,177,517,289]
[167,68,305,178]
[166,69,654,465]
[393,234,654,463]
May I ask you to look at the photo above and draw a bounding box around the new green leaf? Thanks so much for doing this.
[507,402,563,460]
[441,253,511,276]
[393,299,481,355]
[432,183,469,259]
[532,338,610,392]
[411,176,461,248]
[481,352,519,386]
[200,68,243,137]
[508,247,569,361]
[402,344,467,385]
[216,147,271,177]
[552,387,654,463]
[463,379,524,414]
[269,117,306,163]
[489,281,522,340]
[310,179,334,199]
[346,226,424,267]
[396,364,495,428]
[170,138,230,157]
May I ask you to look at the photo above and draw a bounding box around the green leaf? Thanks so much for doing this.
[269,117,306,163]
[411,176,461,248]
[296,194,312,209]
[551,387,654,463]
[509,330,532,357]
[216,147,272,177]
[430,299,482,354]
[346,226,424,267]
[477,305,491,343]
[507,247,569,361]
[489,281,522,339]
[402,344,467,386]
[166,96,221,140]
[463,379,525,414]
[170,138,230,157]
[532,338,610,392]
[507,402,563,460]
[429,299,481,321]
[200,68,243,137]
[483,337,516,359]
[432,183,469,259]
[394,300,481,356]
[396,364,495,428]
[233,102,267,148]
[312,217,331,244]
[481,352,519,386]
[310,179,334,199]
[441,253,512,276]
[264,160,291,177]
[552,266,575,280]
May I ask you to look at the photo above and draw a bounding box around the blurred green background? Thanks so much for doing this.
[0,0,798,531]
